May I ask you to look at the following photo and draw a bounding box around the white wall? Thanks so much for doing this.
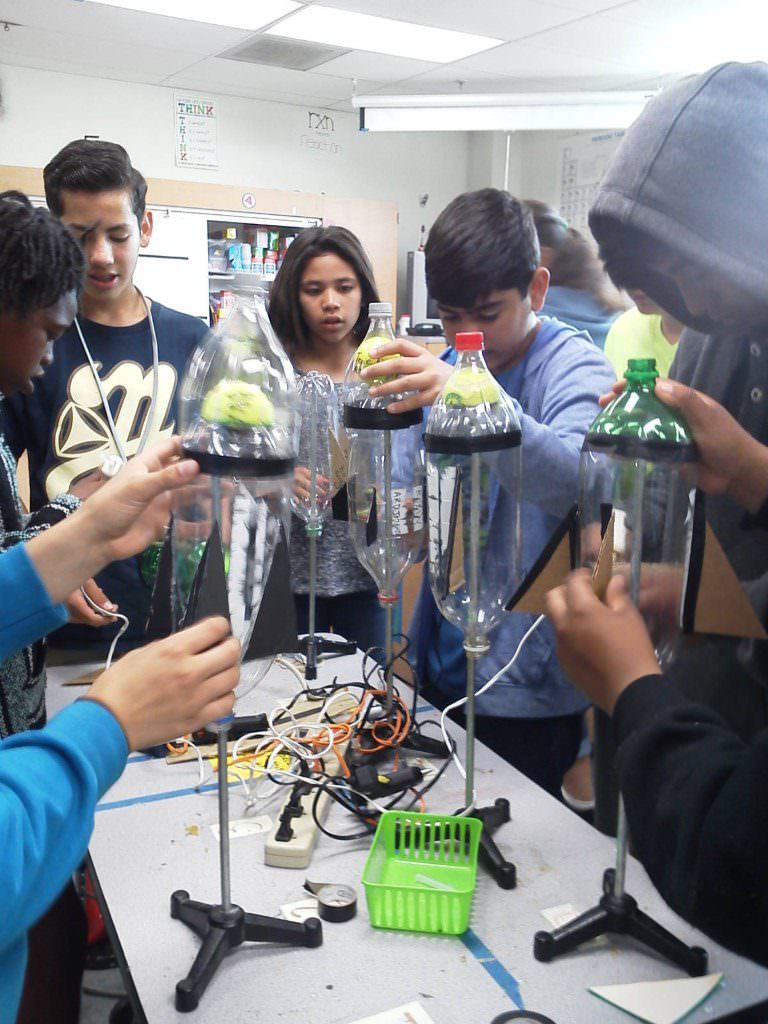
[0,63,470,311]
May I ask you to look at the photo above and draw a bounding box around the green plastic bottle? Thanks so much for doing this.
[586,358,697,459]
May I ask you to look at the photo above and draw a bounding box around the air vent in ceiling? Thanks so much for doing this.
[218,36,349,72]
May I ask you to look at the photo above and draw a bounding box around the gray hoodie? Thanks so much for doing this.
[589,62,768,732]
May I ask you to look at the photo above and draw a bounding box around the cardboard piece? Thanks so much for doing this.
[509,496,766,641]
[144,529,174,637]
[328,426,350,496]
[589,972,723,1024]
[591,512,615,601]
[689,521,767,640]
[365,487,378,546]
[350,1003,436,1024]
[62,669,102,687]
[332,482,349,522]
[447,477,466,595]
[245,526,299,659]
[506,503,579,614]
[179,522,230,629]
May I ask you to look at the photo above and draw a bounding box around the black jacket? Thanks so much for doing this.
[614,674,768,966]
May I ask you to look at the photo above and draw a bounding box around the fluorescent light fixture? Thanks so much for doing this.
[353,91,655,132]
[90,0,300,31]
[266,6,502,64]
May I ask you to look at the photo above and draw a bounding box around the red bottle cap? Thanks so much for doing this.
[454,332,484,351]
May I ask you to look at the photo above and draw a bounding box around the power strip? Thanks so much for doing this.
[264,690,357,869]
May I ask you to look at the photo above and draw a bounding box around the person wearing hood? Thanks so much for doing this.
[525,200,625,350]
[590,59,768,739]
[545,61,768,965]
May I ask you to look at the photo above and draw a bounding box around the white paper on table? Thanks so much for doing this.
[589,972,723,1024]
[348,1002,436,1024]
[540,902,608,948]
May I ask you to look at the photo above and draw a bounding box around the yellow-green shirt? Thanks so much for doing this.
[604,307,678,378]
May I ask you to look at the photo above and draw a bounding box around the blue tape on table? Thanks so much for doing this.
[461,928,524,1009]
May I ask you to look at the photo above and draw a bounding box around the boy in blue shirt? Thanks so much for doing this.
[2,140,209,660]
[361,189,615,796]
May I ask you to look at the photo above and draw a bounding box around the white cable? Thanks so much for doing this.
[440,615,546,800]
[73,287,160,467]
[78,587,130,671]
[274,655,308,691]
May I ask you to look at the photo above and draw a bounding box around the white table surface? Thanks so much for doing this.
[47,654,768,1024]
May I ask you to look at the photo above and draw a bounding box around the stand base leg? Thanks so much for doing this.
[533,868,708,976]
[170,889,322,1012]
[458,798,517,890]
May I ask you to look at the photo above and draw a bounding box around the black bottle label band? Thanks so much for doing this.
[343,405,422,430]
[424,429,522,455]
[181,449,295,477]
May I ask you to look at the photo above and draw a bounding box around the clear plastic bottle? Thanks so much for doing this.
[173,296,297,701]
[424,332,522,654]
[343,301,421,429]
[580,357,698,665]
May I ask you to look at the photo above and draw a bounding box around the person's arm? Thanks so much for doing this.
[0,545,69,661]
[545,571,768,964]
[0,616,239,959]
[363,338,615,517]
[0,700,127,947]
[24,438,198,606]
[508,344,616,516]
[613,677,768,965]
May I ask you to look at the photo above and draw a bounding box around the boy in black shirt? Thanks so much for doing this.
[2,139,208,659]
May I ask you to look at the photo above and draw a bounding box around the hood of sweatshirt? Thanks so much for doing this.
[589,62,768,335]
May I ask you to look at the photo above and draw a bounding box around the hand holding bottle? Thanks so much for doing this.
[360,338,453,413]
[599,378,768,513]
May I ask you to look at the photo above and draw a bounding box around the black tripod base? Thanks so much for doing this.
[459,798,517,890]
[533,868,708,975]
[298,634,357,680]
[170,889,323,1012]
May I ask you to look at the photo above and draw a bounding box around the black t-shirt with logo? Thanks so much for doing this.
[2,301,209,653]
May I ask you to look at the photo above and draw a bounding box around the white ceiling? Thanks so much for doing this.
[0,0,760,111]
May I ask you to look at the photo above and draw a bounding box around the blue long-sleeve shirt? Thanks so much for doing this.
[412,317,616,718]
[0,545,127,1022]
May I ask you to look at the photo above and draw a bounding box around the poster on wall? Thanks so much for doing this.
[174,93,218,169]
[559,131,624,239]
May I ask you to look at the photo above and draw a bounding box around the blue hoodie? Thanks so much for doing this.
[541,285,620,350]
[0,545,127,1023]
[411,316,615,718]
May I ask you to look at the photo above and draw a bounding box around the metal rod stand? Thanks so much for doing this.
[170,722,322,1011]
[533,459,707,972]
[457,454,516,889]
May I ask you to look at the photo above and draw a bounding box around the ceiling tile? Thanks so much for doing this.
[312,51,440,82]
[0,23,205,83]
[0,0,252,55]
[447,38,629,78]
[309,0,585,40]
[462,16,668,76]
[607,0,768,69]
[164,56,356,101]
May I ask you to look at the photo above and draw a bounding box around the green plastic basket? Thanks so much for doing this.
[361,810,482,934]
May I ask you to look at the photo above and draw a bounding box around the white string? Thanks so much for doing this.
[73,287,160,466]
[440,615,546,801]
[78,587,130,670]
